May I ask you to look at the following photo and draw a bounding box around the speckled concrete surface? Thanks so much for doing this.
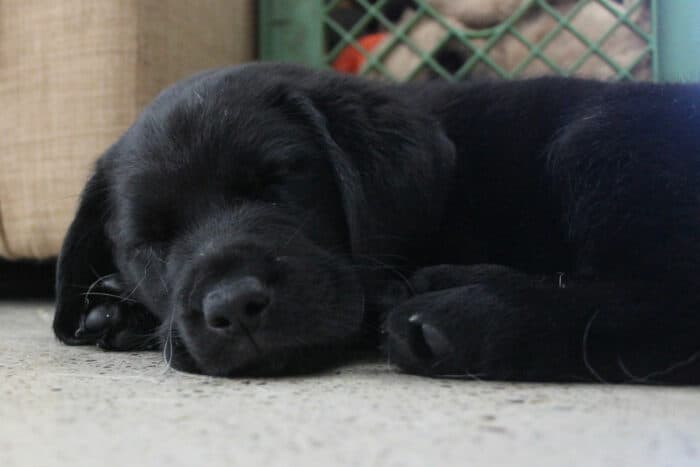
[1,302,699,467]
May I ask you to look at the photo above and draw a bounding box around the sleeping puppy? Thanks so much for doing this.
[54,63,700,383]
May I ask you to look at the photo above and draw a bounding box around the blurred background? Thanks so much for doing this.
[1,0,698,297]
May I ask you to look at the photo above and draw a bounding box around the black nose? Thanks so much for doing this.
[201,276,270,332]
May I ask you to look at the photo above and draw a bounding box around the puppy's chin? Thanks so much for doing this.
[167,325,361,377]
[171,316,368,376]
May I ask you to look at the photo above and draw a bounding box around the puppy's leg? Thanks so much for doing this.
[385,265,700,384]
[76,273,160,351]
[55,167,161,351]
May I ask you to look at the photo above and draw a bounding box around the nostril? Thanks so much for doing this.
[201,276,270,332]
[244,295,270,317]
[209,316,232,329]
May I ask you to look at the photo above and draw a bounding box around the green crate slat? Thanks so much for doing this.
[507,27,570,77]
[566,0,646,77]
[508,0,593,77]
[259,0,324,67]
[415,0,530,79]
[534,0,633,80]
[656,0,700,82]
[325,0,391,61]
[596,0,652,41]
[323,15,397,77]
[613,46,653,82]
[352,0,459,80]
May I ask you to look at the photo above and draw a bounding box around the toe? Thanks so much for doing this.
[386,308,456,375]
[83,305,111,333]
[418,320,453,357]
[84,304,122,334]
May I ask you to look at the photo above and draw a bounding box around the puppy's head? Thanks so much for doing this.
[54,64,455,375]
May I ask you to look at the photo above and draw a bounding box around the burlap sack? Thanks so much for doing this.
[0,0,253,259]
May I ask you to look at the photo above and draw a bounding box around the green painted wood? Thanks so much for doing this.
[656,0,700,82]
[259,0,324,66]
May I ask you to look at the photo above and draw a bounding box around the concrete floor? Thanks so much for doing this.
[1,302,699,467]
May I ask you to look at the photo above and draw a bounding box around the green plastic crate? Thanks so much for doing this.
[260,0,700,82]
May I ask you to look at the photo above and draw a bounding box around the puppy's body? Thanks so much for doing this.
[419,78,697,274]
[54,64,700,383]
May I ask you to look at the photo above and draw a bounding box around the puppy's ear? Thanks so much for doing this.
[53,162,114,344]
[284,78,456,261]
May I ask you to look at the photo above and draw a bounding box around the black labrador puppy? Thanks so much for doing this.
[54,63,700,383]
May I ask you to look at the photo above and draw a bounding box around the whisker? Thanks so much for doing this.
[81,291,137,303]
[84,272,120,306]
[618,350,700,383]
[278,208,317,251]
[162,314,176,373]
[582,309,607,383]
[122,254,153,303]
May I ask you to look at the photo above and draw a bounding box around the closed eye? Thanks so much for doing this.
[261,151,314,180]
[132,210,179,245]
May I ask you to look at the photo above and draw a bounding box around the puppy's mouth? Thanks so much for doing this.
[162,322,287,376]
[166,314,268,376]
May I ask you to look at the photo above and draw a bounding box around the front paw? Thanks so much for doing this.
[385,284,516,379]
[76,274,159,350]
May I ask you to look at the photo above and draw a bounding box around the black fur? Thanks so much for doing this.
[54,63,700,383]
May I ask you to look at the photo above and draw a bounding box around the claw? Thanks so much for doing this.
[405,314,453,361]
[99,274,123,292]
[420,323,453,357]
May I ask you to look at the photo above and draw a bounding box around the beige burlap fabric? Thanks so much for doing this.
[0,0,253,259]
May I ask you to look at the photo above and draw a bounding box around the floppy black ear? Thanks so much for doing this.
[287,76,456,261]
[53,162,114,344]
